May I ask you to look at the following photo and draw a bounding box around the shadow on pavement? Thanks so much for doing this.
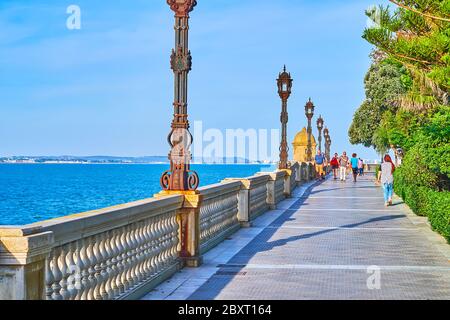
[187,177,405,300]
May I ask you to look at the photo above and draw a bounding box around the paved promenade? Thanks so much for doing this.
[142,174,450,300]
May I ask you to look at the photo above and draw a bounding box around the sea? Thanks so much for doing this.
[0,164,274,226]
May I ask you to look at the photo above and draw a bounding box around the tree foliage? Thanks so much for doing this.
[363,0,450,108]
[348,60,409,150]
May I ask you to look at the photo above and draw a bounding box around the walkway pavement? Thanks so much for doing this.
[142,174,450,300]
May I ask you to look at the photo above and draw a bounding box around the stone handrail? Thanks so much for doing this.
[0,162,316,300]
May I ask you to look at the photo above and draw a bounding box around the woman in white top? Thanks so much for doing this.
[377,154,396,206]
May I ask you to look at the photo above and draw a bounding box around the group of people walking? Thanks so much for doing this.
[328,152,364,182]
[314,150,397,207]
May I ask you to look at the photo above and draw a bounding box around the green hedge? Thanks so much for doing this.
[394,172,450,242]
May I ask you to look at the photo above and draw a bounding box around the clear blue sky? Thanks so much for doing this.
[0,0,389,159]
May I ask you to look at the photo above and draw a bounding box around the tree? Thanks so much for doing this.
[348,60,409,149]
[363,1,450,110]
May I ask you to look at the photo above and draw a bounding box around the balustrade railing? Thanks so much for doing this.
[248,175,271,218]
[198,181,241,254]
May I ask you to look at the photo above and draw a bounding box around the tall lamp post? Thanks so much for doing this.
[323,127,330,161]
[277,66,293,170]
[304,99,315,162]
[317,115,324,153]
[161,0,199,192]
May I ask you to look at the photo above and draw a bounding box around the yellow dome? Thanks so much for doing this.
[293,127,316,146]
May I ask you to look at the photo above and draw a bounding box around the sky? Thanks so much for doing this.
[0,0,390,160]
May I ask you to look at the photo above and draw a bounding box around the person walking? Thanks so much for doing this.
[339,152,349,181]
[358,158,364,176]
[314,150,326,180]
[350,153,359,182]
[330,153,339,180]
[377,154,396,206]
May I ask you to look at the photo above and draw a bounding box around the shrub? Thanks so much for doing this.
[426,190,450,241]
[395,170,450,242]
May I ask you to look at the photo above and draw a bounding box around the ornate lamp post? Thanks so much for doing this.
[326,137,332,163]
[304,98,315,162]
[161,0,199,192]
[277,66,293,170]
[316,115,324,153]
[323,127,330,161]
[327,137,332,163]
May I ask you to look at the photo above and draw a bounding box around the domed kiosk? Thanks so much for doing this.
[292,127,316,163]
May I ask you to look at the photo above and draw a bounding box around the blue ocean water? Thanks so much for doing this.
[0,164,274,226]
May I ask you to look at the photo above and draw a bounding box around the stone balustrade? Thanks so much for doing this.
[0,195,183,300]
[0,162,316,300]
[198,181,241,254]
[258,171,286,210]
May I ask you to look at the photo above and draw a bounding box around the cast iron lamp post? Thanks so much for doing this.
[317,115,324,153]
[277,66,293,170]
[304,98,315,162]
[327,137,332,163]
[323,127,330,161]
[161,0,199,192]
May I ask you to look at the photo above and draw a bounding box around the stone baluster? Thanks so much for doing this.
[141,222,152,279]
[154,219,162,274]
[92,235,102,300]
[79,238,90,300]
[114,229,125,295]
[58,245,70,300]
[45,251,55,300]
[108,230,120,297]
[103,231,114,299]
[130,224,140,285]
[99,234,109,299]
[51,248,63,300]
[170,214,179,263]
[120,229,130,292]
[142,221,152,278]
[162,217,171,269]
[73,240,84,300]
[86,236,97,300]
[135,222,145,283]
[125,225,135,289]
[65,242,77,300]
[149,220,158,277]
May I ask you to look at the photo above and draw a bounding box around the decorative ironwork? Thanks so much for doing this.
[161,0,199,191]
[167,0,197,17]
[304,98,315,162]
[170,46,192,73]
[277,65,293,170]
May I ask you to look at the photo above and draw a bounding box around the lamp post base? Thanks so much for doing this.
[155,190,203,268]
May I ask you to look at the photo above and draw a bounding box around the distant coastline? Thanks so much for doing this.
[0,156,275,165]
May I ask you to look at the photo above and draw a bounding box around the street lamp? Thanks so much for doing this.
[161,0,199,192]
[317,115,324,153]
[304,98,315,162]
[323,127,330,161]
[277,65,293,170]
